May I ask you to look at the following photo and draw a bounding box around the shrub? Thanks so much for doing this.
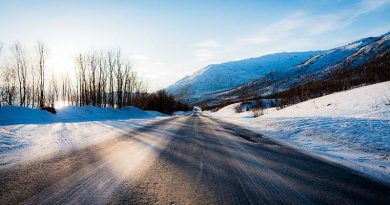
[251,98,264,117]
[41,106,56,114]
[269,100,277,107]
[252,107,263,117]
[275,98,289,110]
[384,93,390,106]
[132,90,191,115]
[234,104,243,113]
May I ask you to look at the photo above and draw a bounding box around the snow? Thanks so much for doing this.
[172,111,192,116]
[165,51,320,102]
[166,32,390,104]
[0,106,166,167]
[210,82,390,184]
[265,84,390,119]
[0,105,165,125]
[343,41,362,50]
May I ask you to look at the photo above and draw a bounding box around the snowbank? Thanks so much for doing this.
[0,105,165,125]
[264,83,390,119]
[0,105,167,167]
[210,81,390,183]
[172,111,192,116]
[0,106,55,125]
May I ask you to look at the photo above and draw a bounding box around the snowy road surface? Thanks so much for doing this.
[0,114,389,204]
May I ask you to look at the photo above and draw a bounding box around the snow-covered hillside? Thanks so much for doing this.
[0,106,166,167]
[165,51,320,102]
[210,82,390,183]
[167,32,390,104]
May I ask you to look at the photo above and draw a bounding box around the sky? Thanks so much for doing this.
[0,0,389,91]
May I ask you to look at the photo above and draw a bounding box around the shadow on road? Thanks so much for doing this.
[114,114,390,204]
[0,116,178,204]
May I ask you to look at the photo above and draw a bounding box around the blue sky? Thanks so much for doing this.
[0,0,389,90]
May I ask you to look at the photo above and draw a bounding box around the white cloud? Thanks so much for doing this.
[238,11,307,45]
[239,0,390,46]
[357,0,390,14]
[192,41,220,61]
[194,49,215,61]
[130,54,148,61]
[193,40,220,48]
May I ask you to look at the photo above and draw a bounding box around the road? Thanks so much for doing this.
[0,114,389,204]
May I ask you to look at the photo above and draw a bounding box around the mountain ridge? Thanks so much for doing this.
[165,31,390,105]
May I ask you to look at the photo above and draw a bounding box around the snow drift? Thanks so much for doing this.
[210,81,390,183]
[0,105,166,167]
[0,105,165,125]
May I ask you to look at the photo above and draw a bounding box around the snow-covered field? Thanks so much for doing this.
[0,106,167,168]
[209,81,390,184]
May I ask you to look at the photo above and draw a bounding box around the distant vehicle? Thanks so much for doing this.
[193,106,202,113]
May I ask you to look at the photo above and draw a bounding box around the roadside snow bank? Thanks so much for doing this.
[210,81,390,183]
[172,111,192,116]
[0,105,167,167]
[0,105,164,125]
[0,106,55,125]
[264,83,390,119]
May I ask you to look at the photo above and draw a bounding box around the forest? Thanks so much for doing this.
[0,42,190,114]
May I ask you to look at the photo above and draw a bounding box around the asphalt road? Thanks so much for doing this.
[0,114,389,204]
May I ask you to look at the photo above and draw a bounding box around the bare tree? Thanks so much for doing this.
[76,54,87,106]
[37,42,46,108]
[88,53,97,106]
[29,65,37,108]
[251,98,264,117]
[107,51,115,107]
[48,74,59,106]
[98,53,108,107]
[1,64,17,106]
[60,73,72,105]
[12,43,28,106]
[115,50,124,108]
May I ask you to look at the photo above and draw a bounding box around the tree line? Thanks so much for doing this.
[0,42,190,114]
[73,50,148,108]
[267,52,390,107]
[0,42,46,108]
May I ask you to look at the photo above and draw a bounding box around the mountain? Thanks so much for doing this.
[166,32,390,105]
[165,51,321,102]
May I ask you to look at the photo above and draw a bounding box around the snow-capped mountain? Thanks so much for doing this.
[166,32,390,104]
[166,51,320,102]
[219,32,390,102]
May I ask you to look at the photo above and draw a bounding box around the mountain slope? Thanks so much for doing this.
[212,32,390,105]
[166,32,390,105]
[165,51,321,102]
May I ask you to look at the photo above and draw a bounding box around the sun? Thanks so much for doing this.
[54,100,69,109]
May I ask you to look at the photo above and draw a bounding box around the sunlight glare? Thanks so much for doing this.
[54,101,69,109]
